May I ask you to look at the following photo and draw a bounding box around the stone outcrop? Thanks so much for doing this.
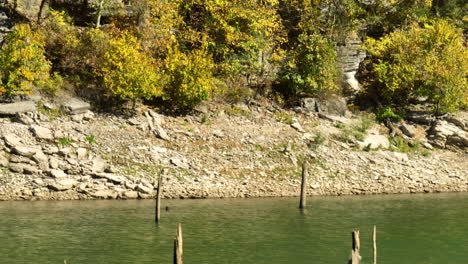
[0,101,37,115]
[336,37,367,95]
[429,120,468,150]
[299,96,348,116]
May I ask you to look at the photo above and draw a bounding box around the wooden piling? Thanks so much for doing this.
[299,161,308,209]
[373,225,377,264]
[350,230,361,264]
[174,223,183,264]
[155,174,163,224]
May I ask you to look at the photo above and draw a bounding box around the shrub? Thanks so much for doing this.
[96,31,163,102]
[163,47,215,110]
[274,33,340,99]
[39,10,80,73]
[376,107,403,123]
[364,19,468,113]
[0,24,57,97]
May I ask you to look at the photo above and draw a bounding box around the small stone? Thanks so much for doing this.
[58,147,72,156]
[43,145,59,155]
[83,110,95,121]
[0,152,8,167]
[15,113,34,125]
[153,125,170,141]
[291,122,304,132]
[48,179,77,191]
[91,157,107,173]
[76,148,88,160]
[9,163,25,173]
[49,169,67,178]
[30,125,54,140]
[213,129,225,138]
[123,191,139,199]
[3,134,21,148]
[33,151,49,170]
[33,178,45,186]
[136,184,153,194]
[61,98,91,114]
[49,158,60,169]
[23,165,40,175]
[170,158,189,169]
[95,173,126,184]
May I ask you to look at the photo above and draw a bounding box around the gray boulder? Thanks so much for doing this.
[48,179,77,191]
[429,120,468,149]
[0,101,36,115]
[30,125,54,140]
[13,146,41,157]
[300,96,348,116]
[61,98,91,114]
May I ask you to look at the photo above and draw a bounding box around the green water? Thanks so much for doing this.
[1,193,468,264]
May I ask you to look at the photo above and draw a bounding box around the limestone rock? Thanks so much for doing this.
[3,134,21,148]
[0,101,36,115]
[15,113,35,125]
[0,152,9,167]
[95,173,126,184]
[49,169,67,178]
[13,146,40,157]
[170,158,189,169]
[30,125,54,140]
[291,122,304,132]
[9,163,25,173]
[429,120,468,149]
[61,98,91,114]
[91,157,107,173]
[48,179,77,191]
[123,191,139,199]
[300,96,348,116]
[136,184,153,194]
[76,148,88,160]
[399,123,416,138]
[153,125,170,141]
[32,151,49,170]
[358,135,390,149]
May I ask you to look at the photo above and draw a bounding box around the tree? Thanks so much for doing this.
[0,24,57,97]
[96,31,163,103]
[364,19,468,113]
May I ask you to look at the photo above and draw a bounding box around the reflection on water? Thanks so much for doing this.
[0,193,468,264]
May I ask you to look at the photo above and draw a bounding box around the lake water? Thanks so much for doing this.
[0,193,467,264]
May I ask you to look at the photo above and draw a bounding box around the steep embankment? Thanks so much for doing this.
[0,98,467,201]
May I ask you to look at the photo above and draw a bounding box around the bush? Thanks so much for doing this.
[163,47,215,110]
[274,33,340,99]
[0,24,58,97]
[39,10,80,73]
[96,31,163,102]
[364,19,468,113]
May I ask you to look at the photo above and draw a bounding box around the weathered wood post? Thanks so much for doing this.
[373,225,377,264]
[155,174,163,224]
[299,161,308,209]
[173,223,183,264]
[349,230,361,264]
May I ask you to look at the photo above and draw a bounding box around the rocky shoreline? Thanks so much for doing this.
[0,97,467,201]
